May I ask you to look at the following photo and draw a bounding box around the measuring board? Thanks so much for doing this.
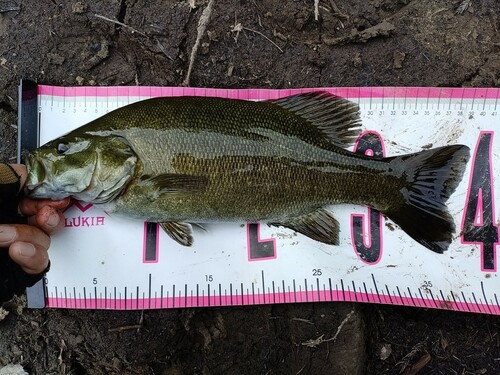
[19,83,500,314]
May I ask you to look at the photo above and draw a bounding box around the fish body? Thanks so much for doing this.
[25,92,470,252]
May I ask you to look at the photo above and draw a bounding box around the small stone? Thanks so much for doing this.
[0,365,29,375]
[111,357,121,370]
[72,2,88,14]
[0,307,8,321]
[393,51,406,69]
[9,344,22,357]
[379,343,392,360]
[207,30,218,42]
[273,30,288,42]
[48,53,65,65]
[96,40,109,59]
[201,42,210,55]
[75,76,85,85]
[353,53,362,68]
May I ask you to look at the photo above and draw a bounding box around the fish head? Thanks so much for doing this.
[25,133,138,204]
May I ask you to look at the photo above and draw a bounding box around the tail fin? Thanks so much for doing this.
[385,145,470,253]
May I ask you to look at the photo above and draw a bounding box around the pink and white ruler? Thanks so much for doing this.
[29,85,500,314]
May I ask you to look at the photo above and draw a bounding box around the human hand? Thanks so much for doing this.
[1,195,69,274]
[0,163,69,301]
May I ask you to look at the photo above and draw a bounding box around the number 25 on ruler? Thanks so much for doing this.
[143,131,499,272]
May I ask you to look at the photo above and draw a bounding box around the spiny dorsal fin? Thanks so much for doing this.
[270,91,361,149]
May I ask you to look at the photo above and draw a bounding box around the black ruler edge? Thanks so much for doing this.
[20,80,47,309]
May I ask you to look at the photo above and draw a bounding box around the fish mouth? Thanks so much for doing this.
[24,154,47,196]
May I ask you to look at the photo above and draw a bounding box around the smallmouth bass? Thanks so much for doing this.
[25,92,470,252]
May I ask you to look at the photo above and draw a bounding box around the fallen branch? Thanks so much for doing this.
[183,0,215,86]
[323,20,395,46]
[231,23,283,53]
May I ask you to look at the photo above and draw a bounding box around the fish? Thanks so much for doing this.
[24,92,470,252]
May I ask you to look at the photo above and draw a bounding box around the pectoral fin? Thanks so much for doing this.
[270,208,339,245]
[140,173,208,195]
[160,221,194,246]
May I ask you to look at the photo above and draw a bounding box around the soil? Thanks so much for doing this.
[0,0,499,374]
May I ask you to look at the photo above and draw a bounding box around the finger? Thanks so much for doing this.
[27,206,65,235]
[9,241,49,275]
[19,197,71,216]
[0,224,51,251]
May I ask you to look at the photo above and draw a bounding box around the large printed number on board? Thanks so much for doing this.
[350,132,384,264]
[461,131,499,272]
[142,222,278,262]
[247,224,276,260]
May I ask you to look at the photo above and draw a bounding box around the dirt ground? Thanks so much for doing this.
[0,0,499,374]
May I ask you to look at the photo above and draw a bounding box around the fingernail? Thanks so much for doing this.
[18,243,36,257]
[47,212,60,227]
[0,226,16,244]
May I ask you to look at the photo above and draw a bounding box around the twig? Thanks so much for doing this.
[137,310,144,333]
[108,324,143,333]
[94,13,173,61]
[323,20,395,46]
[292,317,314,324]
[396,342,426,372]
[183,0,215,86]
[328,0,349,19]
[330,310,355,342]
[242,26,283,53]
[154,38,174,61]
[94,13,147,37]
[314,0,319,21]
[300,310,355,348]
[58,339,67,367]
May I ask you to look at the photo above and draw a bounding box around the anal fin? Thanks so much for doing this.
[269,208,339,245]
[160,221,194,246]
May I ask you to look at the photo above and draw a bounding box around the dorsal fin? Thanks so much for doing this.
[270,92,361,148]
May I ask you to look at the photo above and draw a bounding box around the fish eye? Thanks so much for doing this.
[57,143,70,154]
